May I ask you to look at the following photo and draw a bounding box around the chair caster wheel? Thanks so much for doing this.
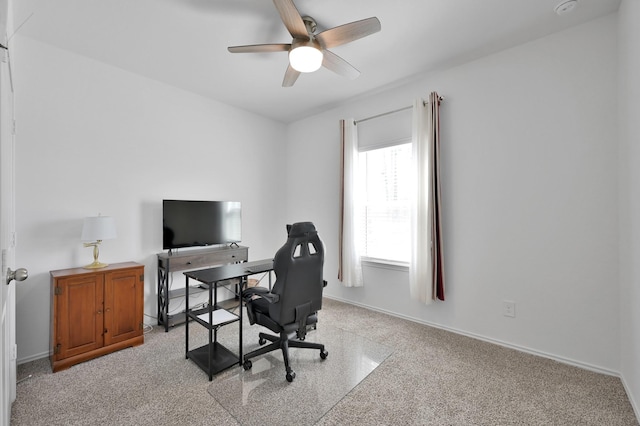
[320,349,328,360]
[286,371,296,382]
[243,360,252,370]
[259,337,266,345]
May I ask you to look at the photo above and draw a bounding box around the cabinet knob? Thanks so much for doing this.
[97,310,102,315]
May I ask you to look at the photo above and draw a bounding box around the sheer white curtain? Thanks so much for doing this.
[410,93,445,303]
[338,119,364,287]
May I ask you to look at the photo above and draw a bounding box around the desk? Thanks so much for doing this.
[184,259,273,380]
[157,246,248,331]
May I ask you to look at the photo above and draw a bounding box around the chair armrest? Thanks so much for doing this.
[242,287,280,304]
[258,293,280,303]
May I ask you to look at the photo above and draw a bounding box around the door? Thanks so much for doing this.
[0,40,16,425]
[104,267,143,346]
[54,274,104,360]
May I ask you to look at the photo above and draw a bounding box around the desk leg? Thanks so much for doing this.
[239,277,244,366]
[185,276,189,359]
[209,282,214,381]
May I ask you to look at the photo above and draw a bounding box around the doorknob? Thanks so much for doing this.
[6,267,28,285]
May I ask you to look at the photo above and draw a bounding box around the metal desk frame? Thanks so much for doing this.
[184,259,273,380]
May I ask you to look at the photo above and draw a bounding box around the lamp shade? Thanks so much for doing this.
[289,45,323,73]
[81,216,117,241]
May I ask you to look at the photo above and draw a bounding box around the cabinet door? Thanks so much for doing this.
[104,267,143,346]
[55,274,104,359]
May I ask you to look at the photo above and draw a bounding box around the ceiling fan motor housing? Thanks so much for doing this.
[291,38,321,51]
[302,16,318,35]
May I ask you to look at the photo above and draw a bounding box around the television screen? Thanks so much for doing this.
[163,200,241,249]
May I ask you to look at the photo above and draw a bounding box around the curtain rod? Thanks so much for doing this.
[355,96,443,125]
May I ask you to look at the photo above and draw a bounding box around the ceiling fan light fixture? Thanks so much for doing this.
[289,45,323,73]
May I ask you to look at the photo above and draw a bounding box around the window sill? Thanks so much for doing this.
[361,257,409,272]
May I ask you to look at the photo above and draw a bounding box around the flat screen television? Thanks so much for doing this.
[162,200,241,249]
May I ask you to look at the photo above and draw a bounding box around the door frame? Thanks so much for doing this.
[0,46,17,425]
[0,0,17,422]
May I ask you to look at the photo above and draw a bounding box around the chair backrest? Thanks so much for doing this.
[269,222,324,326]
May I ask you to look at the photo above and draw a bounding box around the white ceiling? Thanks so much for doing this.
[12,0,620,123]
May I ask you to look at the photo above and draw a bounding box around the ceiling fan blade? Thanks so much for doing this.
[228,44,291,53]
[322,50,360,80]
[273,0,308,39]
[282,64,301,87]
[316,17,381,49]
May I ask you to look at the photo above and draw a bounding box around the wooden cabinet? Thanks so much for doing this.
[50,262,144,372]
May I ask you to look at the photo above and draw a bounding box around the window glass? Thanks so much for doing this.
[358,143,411,263]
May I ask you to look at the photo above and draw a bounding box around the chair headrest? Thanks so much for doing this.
[287,222,317,238]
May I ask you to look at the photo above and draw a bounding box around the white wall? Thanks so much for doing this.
[13,36,288,362]
[618,0,640,417]
[287,15,620,373]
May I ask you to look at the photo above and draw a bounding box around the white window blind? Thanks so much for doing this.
[357,108,412,151]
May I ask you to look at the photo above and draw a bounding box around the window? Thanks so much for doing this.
[341,95,443,298]
[355,108,413,265]
[358,143,412,263]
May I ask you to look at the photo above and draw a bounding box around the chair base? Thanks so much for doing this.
[243,331,328,382]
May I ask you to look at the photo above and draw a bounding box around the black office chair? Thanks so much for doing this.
[242,222,328,382]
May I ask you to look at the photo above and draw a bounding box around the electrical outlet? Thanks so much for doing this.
[11,344,17,360]
[503,300,516,318]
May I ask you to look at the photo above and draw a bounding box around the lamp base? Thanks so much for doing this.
[84,261,109,269]
[83,241,108,269]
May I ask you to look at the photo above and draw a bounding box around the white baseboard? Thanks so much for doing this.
[17,350,49,366]
[324,295,620,377]
[621,375,640,422]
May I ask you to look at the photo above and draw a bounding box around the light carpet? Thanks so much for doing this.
[11,298,639,425]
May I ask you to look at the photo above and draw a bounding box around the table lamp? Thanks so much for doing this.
[81,215,117,269]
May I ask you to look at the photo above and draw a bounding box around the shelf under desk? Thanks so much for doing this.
[183,259,274,380]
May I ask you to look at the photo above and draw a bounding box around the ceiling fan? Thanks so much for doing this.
[227,0,381,87]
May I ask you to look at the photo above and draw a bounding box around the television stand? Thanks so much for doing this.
[157,245,248,331]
